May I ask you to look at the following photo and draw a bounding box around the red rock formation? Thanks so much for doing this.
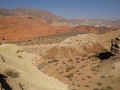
[0,17,119,43]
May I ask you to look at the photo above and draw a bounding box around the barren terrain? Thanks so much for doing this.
[19,30,120,90]
[0,17,119,44]
[0,44,69,90]
[0,16,120,90]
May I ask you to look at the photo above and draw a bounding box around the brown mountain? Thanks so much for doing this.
[69,18,120,27]
[0,8,120,27]
[0,8,69,24]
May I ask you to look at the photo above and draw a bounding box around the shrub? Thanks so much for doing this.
[108,75,114,78]
[18,55,22,59]
[100,87,113,90]
[4,68,19,78]
[76,61,80,63]
[112,66,116,69]
[82,54,88,57]
[81,58,85,61]
[101,75,106,78]
[59,72,63,74]
[68,59,73,62]
[66,70,70,72]
[76,58,80,60]
[82,78,85,80]
[87,56,92,59]
[106,86,113,90]
[66,73,74,78]
[78,73,82,75]
[84,85,89,88]
[77,84,80,87]
[96,82,103,86]
[52,59,59,62]
[93,72,98,75]
[87,76,92,78]
[94,88,99,90]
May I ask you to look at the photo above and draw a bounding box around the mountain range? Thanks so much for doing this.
[0,8,120,27]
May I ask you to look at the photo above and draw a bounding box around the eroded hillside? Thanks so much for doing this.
[19,30,120,90]
[43,30,120,59]
[0,44,69,90]
[0,17,119,44]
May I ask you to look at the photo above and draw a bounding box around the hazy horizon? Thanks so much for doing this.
[0,0,120,19]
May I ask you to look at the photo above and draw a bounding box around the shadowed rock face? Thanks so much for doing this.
[0,74,12,90]
[111,35,120,53]
[93,34,120,61]
[96,52,114,60]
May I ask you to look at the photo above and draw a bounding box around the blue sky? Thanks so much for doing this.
[0,0,120,19]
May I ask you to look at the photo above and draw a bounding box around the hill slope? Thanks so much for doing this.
[0,17,72,43]
[0,8,69,24]
[17,30,120,90]
[0,44,69,90]
[43,30,120,59]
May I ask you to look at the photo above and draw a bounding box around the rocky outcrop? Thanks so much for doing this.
[111,35,120,53]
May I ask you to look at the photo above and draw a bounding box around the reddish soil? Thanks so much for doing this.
[0,17,119,43]
[0,17,71,43]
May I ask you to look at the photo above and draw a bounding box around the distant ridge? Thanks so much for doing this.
[0,8,69,24]
[0,8,120,27]
[69,18,120,27]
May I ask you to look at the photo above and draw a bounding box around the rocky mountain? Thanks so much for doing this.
[70,17,120,28]
[0,8,120,27]
[69,18,120,27]
[117,19,120,23]
[0,8,69,24]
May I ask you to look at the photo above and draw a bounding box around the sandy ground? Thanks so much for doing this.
[19,44,120,90]
[42,54,120,90]
[0,44,69,90]
[18,30,120,90]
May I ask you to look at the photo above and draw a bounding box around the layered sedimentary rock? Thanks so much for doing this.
[111,35,120,53]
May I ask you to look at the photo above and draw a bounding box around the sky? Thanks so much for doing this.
[0,0,120,19]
